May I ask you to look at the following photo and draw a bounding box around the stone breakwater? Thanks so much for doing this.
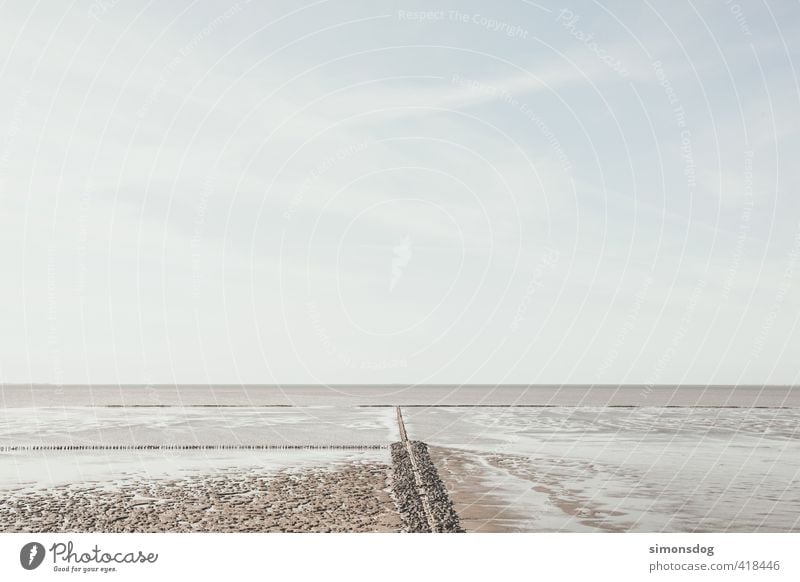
[389,442,429,532]
[389,440,463,533]
[409,441,462,532]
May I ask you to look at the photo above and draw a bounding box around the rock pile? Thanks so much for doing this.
[389,442,429,532]
[389,440,463,533]
[409,441,462,533]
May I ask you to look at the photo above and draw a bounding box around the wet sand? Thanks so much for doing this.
[428,447,533,532]
[414,408,800,533]
[0,461,402,533]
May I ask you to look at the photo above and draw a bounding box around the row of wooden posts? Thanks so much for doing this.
[0,444,388,452]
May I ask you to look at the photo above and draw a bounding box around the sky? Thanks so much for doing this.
[0,0,798,386]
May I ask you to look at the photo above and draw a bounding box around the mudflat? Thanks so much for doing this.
[0,461,402,533]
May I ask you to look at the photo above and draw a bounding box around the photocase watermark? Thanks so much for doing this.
[641,280,706,398]
[52,541,156,574]
[20,542,46,570]
[19,540,158,574]
[390,236,413,292]
[653,60,679,106]
[750,225,800,361]
[87,0,122,22]
[721,148,755,300]
[556,9,629,77]
[137,1,251,119]
[451,74,573,173]
[449,10,529,39]
[46,248,64,394]
[283,141,371,222]
[678,127,696,193]
[596,274,654,379]
[397,9,529,39]
[190,173,215,303]
[652,60,695,195]
[723,0,752,37]
[76,183,93,301]
[510,247,560,332]
[72,180,96,399]
[0,87,30,194]
[306,300,408,370]
[397,9,444,21]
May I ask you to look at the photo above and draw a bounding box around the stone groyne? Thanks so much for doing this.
[389,440,462,533]
[408,441,462,532]
[389,441,430,532]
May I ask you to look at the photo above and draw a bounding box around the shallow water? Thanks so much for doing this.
[405,407,800,532]
[0,406,398,447]
[0,449,388,490]
[1,384,797,407]
[0,406,397,490]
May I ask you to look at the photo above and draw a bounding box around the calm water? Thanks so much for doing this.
[405,407,800,532]
[1,384,797,407]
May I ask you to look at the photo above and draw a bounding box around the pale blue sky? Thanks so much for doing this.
[0,0,798,385]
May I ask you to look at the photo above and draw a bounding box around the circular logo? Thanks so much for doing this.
[20,542,45,570]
